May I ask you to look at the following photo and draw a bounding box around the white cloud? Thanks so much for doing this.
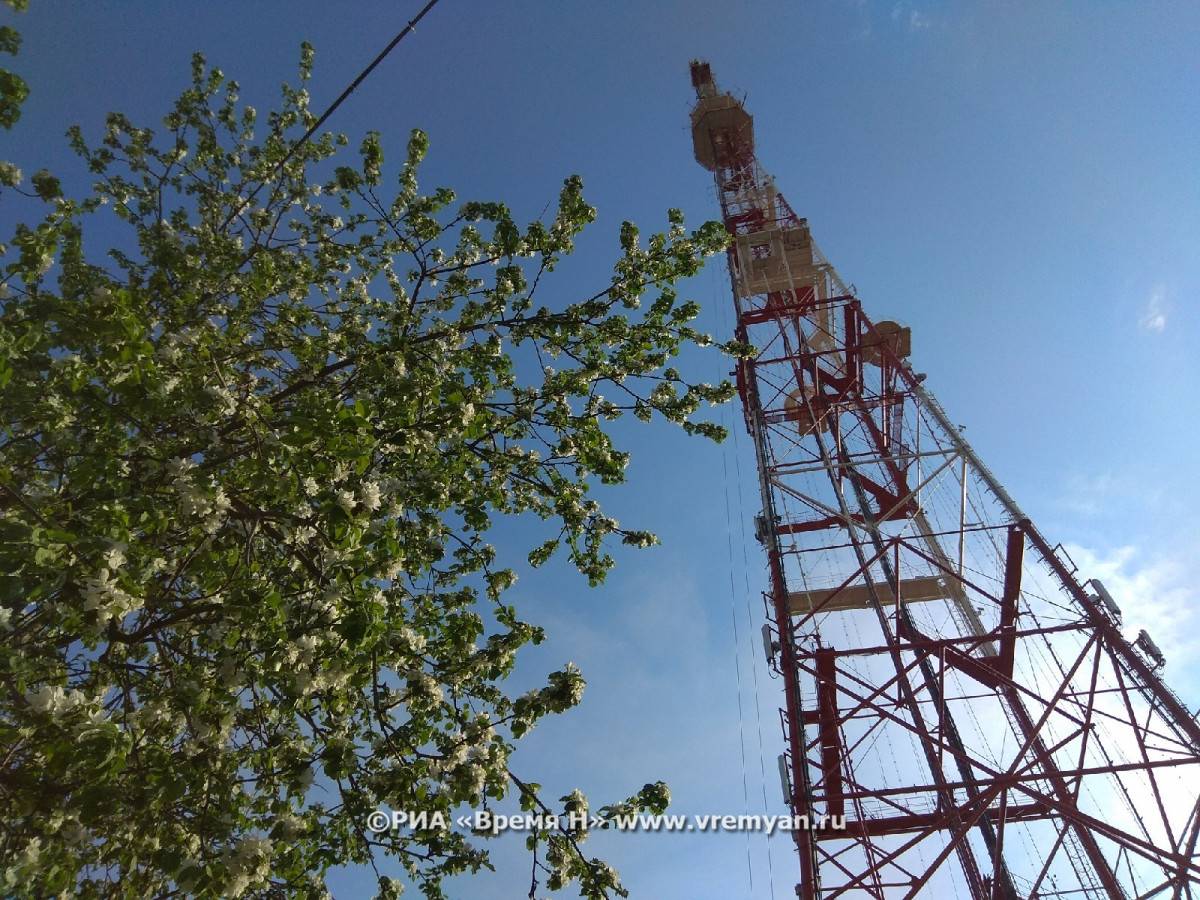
[1139,286,1167,332]
[1055,471,1117,517]
[891,1,931,31]
[1052,468,1169,527]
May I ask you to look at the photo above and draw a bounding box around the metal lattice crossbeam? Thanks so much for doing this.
[689,60,1200,900]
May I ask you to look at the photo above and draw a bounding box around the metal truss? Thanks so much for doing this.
[689,61,1200,900]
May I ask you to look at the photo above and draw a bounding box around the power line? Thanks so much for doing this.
[291,0,442,165]
[224,0,444,227]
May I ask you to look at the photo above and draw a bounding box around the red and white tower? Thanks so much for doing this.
[690,61,1200,899]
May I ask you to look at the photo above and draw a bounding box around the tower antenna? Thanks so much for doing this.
[691,60,1200,900]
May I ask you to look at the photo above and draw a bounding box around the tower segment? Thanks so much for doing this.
[690,61,1200,899]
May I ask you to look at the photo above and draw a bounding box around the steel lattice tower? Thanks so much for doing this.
[689,61,1200,900]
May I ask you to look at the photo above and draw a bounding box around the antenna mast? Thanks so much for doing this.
[690,60,1200,899]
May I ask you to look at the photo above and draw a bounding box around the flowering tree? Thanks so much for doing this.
[0,44,736,900]
[0,0,31,131]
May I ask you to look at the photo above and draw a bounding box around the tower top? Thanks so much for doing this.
[688,60,754,171]
[689,60,718,99]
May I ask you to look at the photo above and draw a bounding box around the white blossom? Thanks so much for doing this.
[103,543,128,571]
[203,383,238,415]
[465,713,495,744]
[275,814,304,841]
[178,481,213,518]
[397,626,426,653]
[166,456,197,477]
[360,481,382,511]
[18,837,41,870]
[294,634,319,666]
[407,670,444,707]
[216,656,239,688]
[236,834,272,859]
[26,685,85,717]
[293,670,316,696]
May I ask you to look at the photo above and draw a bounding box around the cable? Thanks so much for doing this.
[725,453,756,896]
[223,0,444,228]
[294,0,443,163]
[734,395,781,900]
[713,253,778,899]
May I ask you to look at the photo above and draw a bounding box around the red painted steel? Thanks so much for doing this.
[690,61,1200,899]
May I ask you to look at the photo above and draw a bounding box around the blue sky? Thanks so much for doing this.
[5,2,1199,897]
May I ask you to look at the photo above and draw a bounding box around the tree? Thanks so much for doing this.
[0,44,738,899]
[0,0,31,131]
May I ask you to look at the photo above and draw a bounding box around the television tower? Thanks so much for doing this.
[689,61,1200,899]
